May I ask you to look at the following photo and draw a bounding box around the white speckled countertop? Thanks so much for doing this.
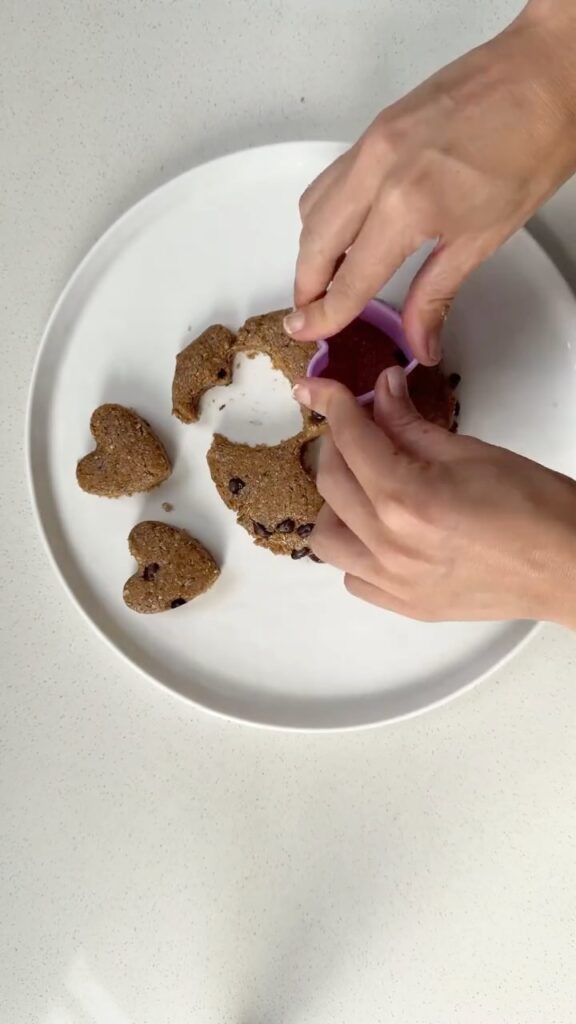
[3,2,576,1021]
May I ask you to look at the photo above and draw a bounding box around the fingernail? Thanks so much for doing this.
[386,365,408,398]
[292,382,311,406]
[284,310,305,335]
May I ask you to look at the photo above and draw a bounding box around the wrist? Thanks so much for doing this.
[536,524,576,631]
[513,0,576,146]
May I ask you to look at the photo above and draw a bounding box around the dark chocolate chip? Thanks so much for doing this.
[309,553,323,563]
[448,373,461,389]
[454,400,461,417]
[291,546,311,559]
[310,411,326,424]
[296,523,314,537]
[276,518,295,534]
[143,562,160,581]
[170,597,187,608]
[216,368,227,379]
[253,521,273,537]
[228,477,245,494]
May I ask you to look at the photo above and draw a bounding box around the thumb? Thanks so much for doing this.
[402,241,482,365]
[374,367,454,461]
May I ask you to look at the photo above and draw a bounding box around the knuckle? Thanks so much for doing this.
[324,381,353,417]
[298,221,318,251]
[375,493,417,534]
[358,121,398,164]
[343,573,361,597]
[299,186,314,220]
[327,273,363,319]
[376,176,409,219]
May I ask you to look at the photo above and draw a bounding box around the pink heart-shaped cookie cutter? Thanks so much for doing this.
[306,298,418,405]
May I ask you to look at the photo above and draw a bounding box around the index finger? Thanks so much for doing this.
[293,378,410,501]
[286,201,413,342]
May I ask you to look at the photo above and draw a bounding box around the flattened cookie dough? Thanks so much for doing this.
[235,309,315,385]
[207,432,323,557]
[172,324,236,423]
[235,308,319,433]
[123,521,220,613]
[409,365,457,430]
[76,404,171,498]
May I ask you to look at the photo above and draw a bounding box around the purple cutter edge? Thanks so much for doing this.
[306,298,418,405]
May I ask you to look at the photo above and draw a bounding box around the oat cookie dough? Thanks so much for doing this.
[207,432,323,557]
[123,520,220,613]
[76,404,171,498]
[235,308,321,433]
[172,324,236,423]
[409,365,458,430]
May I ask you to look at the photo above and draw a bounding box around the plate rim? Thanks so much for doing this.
[25,141,546,731]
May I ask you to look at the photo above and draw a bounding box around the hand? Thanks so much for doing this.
[286,0,576,363]
[293,368,576,627]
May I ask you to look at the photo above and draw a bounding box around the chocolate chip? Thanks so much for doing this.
[228,477,245,494]
[276,518,295,534]
[454,400,461,417]
[216,368,227,379]
[448,373,461,389]
[296,523,314,537]
[143,562,160,581]
[309,553,323,563]
[291,546,311,559]
[170,597,187,608]
[253,521,273,537]
[310,411,326,424]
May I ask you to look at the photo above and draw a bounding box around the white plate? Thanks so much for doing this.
[27,142,576,730]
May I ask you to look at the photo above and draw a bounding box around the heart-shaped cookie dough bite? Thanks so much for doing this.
[123,521,220,613]
[76,404,172,497]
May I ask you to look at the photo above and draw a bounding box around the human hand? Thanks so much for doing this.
[286,0,576,363]
[293,367,576,627]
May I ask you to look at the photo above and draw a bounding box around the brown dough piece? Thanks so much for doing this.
[235,309,315,384]
[235,308,320,434]
[207,432,323,557]
[76,404,171,498]
[123,521,220,613]
[172,324,236,423]
[409,365,457,430]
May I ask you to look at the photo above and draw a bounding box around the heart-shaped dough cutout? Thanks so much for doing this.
[76,404,172,497]
[123,521,220,613]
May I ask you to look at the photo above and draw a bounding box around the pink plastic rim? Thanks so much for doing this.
[306,299,418,405]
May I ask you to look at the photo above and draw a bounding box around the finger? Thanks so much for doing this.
[373,367,455,461]
[294,144,382,308]
[293,378,412,502]
[286,201,416,342]
[344,573,411,616]
[315,435,383,549]
[299,150,352,222]
[402,239,485,365]
[294,188,370,311]
[311,504,382,581]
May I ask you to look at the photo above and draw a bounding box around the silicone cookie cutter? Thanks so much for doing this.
[306,298,418,405]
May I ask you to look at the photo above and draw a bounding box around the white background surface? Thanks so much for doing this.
[2,1,576,1021]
